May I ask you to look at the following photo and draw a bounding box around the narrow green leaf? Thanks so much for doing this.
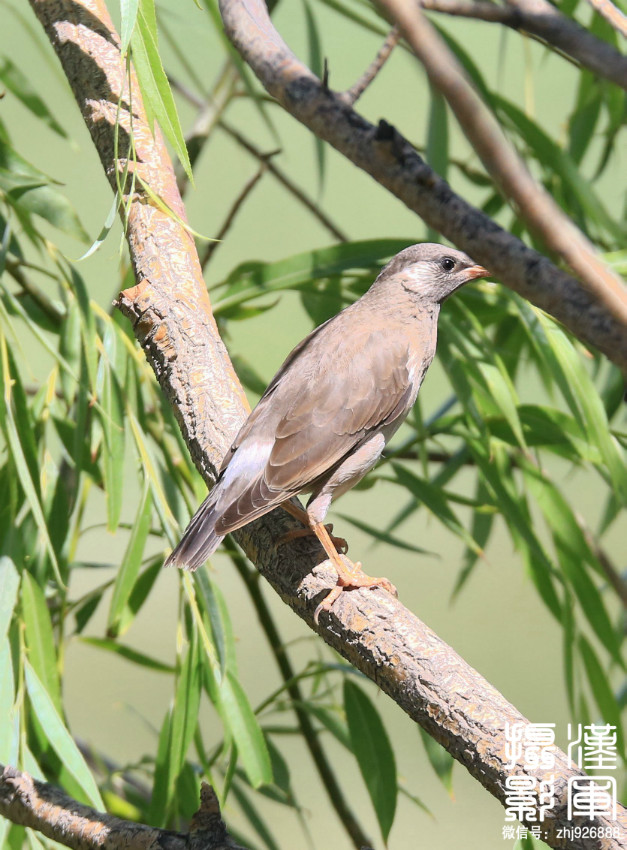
[336,512,435,555]
[556,538,621,666]
[194,569,237,677]
[22,572,62,712]
[419,727,454,795]
[0,336,62,584]
[128,410,177,533]
[299,702,351,749]
[390,463,483,556]
[24,662,104,808]
[230,779,281,850]
[183,572,222,684]
[149,709,173,825]
[579,636,625,757]
[75,191,121,262]
[148,635,202,824]
[0,556,20,643]
[0,59,67,137]
[0,163,88,243]
[79,636,174,673]
[562,590,577,715]
[120,0,140,54]
[426,84,448,179]
[220,672,273,788]
[303,0,325,191]
[115,557,162,635]
[213,239,412,314]
[568,72,602,164]
[454,478,494,599]
[344,679,397,843]
[168,637,202,786]
[131,0,193,182]
[468,440,562,620]
[98,325,126,532]
[108,483,152,635]
[0,636,17,763]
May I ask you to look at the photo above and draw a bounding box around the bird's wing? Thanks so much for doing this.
[218,315,335,475]
[214,325,417,534]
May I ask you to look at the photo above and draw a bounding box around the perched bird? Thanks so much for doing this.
[166,243,488,620]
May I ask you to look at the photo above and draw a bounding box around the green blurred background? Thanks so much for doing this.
[1,0,625,847]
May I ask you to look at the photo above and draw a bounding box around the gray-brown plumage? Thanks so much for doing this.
[166,243,489,619]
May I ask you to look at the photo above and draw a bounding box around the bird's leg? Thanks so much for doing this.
[276,500,348,554]
[310,521,397,624]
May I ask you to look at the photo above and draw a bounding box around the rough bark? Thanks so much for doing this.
[0,767,248,850]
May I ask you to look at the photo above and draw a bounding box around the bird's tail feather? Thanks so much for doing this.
[165,492,225,571]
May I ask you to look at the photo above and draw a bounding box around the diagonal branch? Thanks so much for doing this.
[378,0,627,330]
[0,766,249,850]
[581,0,627,37]
[26,3,627,850]
[219,0,627,374]
[420,0,627,88]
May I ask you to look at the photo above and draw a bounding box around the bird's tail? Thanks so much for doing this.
[165,492,225,571]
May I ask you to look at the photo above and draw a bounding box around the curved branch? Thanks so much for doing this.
[421,0,627,88]
[26,3,627,850]
[218,0,627,374]
[0,766,248,850]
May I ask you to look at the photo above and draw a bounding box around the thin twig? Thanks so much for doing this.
[378,0,627,332]
[342,26,401,105]
[228,546,372,850]
[200,163,268,269]
[582,0,627,37]
[218,120,349,242]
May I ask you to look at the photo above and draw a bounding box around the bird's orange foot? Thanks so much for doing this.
[313,561,397,625]
[275,524,348,555]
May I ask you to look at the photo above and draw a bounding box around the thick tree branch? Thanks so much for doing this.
[218,0,627,374]
[0,766,249,850]
[421,0,627,88]
[25,3,627,850]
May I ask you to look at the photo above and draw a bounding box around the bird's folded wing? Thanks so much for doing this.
[215,328,415,533]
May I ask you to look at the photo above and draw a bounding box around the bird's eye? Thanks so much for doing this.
[441,257,456,272]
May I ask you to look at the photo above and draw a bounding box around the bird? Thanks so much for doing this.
[166,243,489,621]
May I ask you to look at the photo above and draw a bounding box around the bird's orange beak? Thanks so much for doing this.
[466,264,490,281]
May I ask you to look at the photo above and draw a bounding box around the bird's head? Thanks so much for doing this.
[377,243,489,303]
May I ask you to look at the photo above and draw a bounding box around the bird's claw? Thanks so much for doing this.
[313,567,398,625]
